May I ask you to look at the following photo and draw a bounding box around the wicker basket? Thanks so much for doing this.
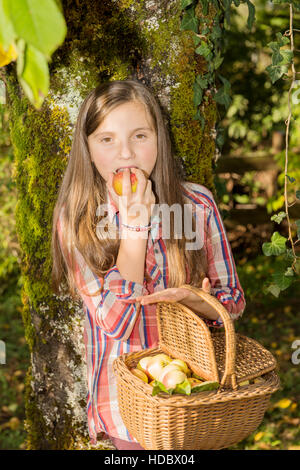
[113,285,280,450]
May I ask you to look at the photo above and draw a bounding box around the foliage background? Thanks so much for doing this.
[0,0,299,450]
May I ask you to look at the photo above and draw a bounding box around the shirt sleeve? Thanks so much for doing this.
[57,210,149,341]
[203,191,246,328]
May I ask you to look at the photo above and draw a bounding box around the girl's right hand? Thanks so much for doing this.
[106,168,156,226]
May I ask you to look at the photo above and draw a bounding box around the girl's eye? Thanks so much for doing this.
[136,134,146,139]
[101,137,112,143]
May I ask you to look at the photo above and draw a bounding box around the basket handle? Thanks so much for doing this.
[179,284,237,390]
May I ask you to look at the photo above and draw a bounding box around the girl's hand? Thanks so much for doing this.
[135,277,211,305]
[106,168,156,226]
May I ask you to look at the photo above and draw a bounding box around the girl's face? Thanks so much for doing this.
[88,100,158,181]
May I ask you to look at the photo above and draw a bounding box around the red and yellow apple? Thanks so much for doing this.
[112,169,138,196]
[130,368,149,383]
[159,368,187,390]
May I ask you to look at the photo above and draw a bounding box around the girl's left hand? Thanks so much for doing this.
[135,277,211,305]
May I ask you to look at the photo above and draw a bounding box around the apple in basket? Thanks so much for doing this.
[112,168,138,196]
[140,354,172,381]
[136,356,153,379]
[130,368,149,383]
[158,367,187,390]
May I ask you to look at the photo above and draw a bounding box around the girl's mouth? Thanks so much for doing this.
[114,166,138,174]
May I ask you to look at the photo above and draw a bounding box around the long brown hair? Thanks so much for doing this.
[51,79,207,300]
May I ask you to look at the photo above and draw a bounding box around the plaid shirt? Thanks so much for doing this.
[57,182,246,444]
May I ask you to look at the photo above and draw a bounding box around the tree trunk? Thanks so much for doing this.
[4,0,219,449]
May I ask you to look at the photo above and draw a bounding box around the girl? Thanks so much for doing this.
[51,79,246,450]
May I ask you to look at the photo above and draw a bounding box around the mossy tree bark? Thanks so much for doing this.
[3,0,220,449]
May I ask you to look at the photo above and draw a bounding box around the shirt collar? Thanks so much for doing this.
[106,188,162,243]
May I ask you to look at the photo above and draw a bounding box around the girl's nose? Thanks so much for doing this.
[119,139,134,158]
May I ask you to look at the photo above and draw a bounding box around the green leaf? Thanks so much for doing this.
[181,0,195,8]
[190,381,219,392]
[0,0,16,50]
[180,7,199,33]
[199,0,209,15]
[271,271,293,290]
[214,76,232,109]
[284,267,294,277]
[193,82,203,107]
[6,0,67,58]
[266,63,289,84]
[213,51,224,70]
[296,190,300,200]
[265,283,281,297]
[262,231,287,256]
[271,211,286,224]
[17,43,49,109]
[295,219,300,239]
[174,378,192,395]
[195,40,212,60]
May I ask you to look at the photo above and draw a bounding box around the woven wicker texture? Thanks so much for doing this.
[113,286,280,450]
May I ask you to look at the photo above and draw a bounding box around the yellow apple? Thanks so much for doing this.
[130,368,149,383]
[157,363,183,383]
[112,169,138,196]
[239,380,250,387]
[147,354,173,381]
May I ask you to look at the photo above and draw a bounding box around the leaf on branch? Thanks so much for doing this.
[265,283,281,297]
[17,43,49,109]
[214,75,232,109]
[180,7,199,33]
[245,0,255,30]
[271,270,294,290]
[262,231,287,256]
[0,0,16,50]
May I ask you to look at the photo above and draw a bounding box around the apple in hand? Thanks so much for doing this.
[112,169,138,196]
[130,368,149,383]
[146,354,173,381]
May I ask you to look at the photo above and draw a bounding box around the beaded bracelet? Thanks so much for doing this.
[121,221,159,232]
